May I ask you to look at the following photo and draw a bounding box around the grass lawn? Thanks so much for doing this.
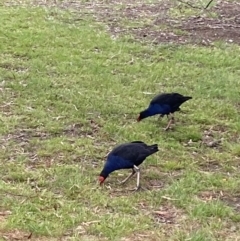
[0,0,240,240]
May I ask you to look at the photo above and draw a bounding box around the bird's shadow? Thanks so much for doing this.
[100,175,167,196]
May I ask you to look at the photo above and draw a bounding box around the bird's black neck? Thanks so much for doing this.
[99,170,109,179]
[140,109,151,120]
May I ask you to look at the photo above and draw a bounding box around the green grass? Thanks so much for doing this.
[1,1,240,240]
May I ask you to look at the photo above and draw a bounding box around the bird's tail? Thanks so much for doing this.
[148,144,159,154]
[183,96,192,102]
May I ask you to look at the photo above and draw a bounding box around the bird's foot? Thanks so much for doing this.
[118,180,126,185]
[158,114,164,121]
[118,171,135,185]
[129,185,147,192]
[163,114,175,131]
[163,126,172,131]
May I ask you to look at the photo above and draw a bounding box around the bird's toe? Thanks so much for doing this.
[163,127,171,131]
[129,185,147,192]
[118,180,125,185]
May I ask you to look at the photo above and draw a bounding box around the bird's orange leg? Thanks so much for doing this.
[119,169,136,185]
[135,165,140,190]
[129,165,142,191]
[164,113,174,131]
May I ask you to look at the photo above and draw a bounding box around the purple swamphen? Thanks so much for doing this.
[137,92,192,130]
[99,141,159,190]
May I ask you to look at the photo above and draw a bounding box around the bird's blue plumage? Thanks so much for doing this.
[138,92,192,121]
[103,155,134,174]
[99,141,159,181]
[142,104,171,118]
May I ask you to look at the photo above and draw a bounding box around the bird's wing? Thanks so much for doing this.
[151,93,188,110]
[150,93,171,105]
[110,143,151,165]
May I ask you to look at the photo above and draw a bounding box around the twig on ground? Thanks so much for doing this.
[205,0,214,9]
[177,0,202,9]
[177,0,215,10]
[0,190,37,199]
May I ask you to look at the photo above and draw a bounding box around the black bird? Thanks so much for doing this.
[99,141,159,190]
[137,92,192,130]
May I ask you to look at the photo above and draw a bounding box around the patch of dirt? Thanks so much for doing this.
[145,167,183,190]
[198,190,224,201]
[65,235,106,241]
[186,125,227,154]
[201,125,225,149]
[202,136,222,149]
[0,101,15,116]
[0,63,29,74]
[147,178,165,189]
[0,229,32,241]
[221,193,240,212]
[228,132,240,143]
[0,210,11,228]
[63,120,102,138]
[199,190,240,212]
[215,228,240,241]
[198,158,222,172]
[63,225,101,240]
[152,203,186,225]
[120,231,161,241]
[0,119,103,164]
[104,167,181,193]
[0,227,115,241]
[19,0,240,46]
[3,119,102,142]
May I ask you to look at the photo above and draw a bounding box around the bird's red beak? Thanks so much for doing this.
[137,115,141,122]
[99,176,105,185]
